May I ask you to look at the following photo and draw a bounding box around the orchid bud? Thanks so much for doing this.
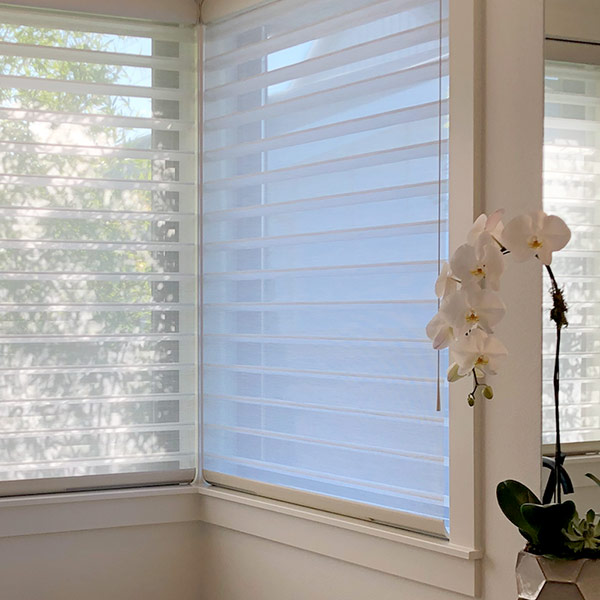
[483,385,494,399]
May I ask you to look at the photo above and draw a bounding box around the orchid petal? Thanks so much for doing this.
[501,214,535,262]
[465,285,506,331]
[485,209,505,235]
[452,331,481,374]
[447,362,466,382]
[467,214,487,246]
[440,289,472,336]
[426,312,455,350]
[450,244,478,285]
[539,214,571,264]
[480,241,505,290]
[440,285,505,337]
[426,312,445,340]
[433,326,453,350]
[502,211,571,265]
[456,359,478,377]
[435,263,458,298]
[535,244,554,266]
[481,333,508,374]
[532,210,546,232]
[474,230,494,260]
[452,329,507,376]
[450,240,505,291]
[468,211,505,248]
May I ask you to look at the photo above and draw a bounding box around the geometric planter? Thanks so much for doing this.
[516,550,600,599]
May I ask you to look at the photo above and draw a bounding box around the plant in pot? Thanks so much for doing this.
[426,210,600,599]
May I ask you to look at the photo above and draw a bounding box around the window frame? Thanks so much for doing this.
[0,4,200,496]
[0,0,482,562]
[198,0,482,554]
[542,13,600,458]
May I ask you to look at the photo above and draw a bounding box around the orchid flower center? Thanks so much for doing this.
[528,236,543,249]
[465,310,479,324]
[475,355,489,367]
[470,265,485,278]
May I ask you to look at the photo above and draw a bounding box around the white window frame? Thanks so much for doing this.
[1,0,199,23]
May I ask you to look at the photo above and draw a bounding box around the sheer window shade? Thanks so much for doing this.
[202,0,449,535]
[544,60,600,447]
[0,7,197,495]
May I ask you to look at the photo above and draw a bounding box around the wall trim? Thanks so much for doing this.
[196,484,481,597]
[0,485,201,538]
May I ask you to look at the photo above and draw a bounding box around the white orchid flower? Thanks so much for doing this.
[452,328,508,376]
[467,210,505,248]
[501,211,571,265]
[450,241,504,291]
[447,362,466,382]
[426,310,455,350]
[440,284,505,337]
[435,262,458,298]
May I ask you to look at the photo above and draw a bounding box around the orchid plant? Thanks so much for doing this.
[426,209,570,408]
[427,209,600,559]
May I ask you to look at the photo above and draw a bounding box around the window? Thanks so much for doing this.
[0,0,480,548]
[0,6,197,495]
[544,56,600,450]
[201,0,450,536]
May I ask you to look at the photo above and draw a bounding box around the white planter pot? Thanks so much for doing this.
[516,550,600,599]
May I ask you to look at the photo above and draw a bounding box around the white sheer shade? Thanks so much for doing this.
[202,0,449,533]
[0,7,197,492]
[544,60,600,446]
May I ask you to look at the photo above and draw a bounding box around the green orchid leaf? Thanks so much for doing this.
[586,473,600,488]
[518,528,535,545]
[521,501,576,531]
[497,480,541,542]
[521,501,576,553]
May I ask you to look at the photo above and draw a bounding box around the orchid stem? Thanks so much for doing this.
[469,369,483,404]
[544,263,566,505]
[472,368,480,392]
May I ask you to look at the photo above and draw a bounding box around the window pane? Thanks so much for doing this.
[0,9,197,488]
[202,0,449,530]
[544,60,600,445]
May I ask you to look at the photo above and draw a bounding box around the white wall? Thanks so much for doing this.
[0,522,204,600]
[196,523,468,600]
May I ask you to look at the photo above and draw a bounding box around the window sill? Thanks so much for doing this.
[564,453,600,488]
[0,485,201,539]
[195,483,482,597]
